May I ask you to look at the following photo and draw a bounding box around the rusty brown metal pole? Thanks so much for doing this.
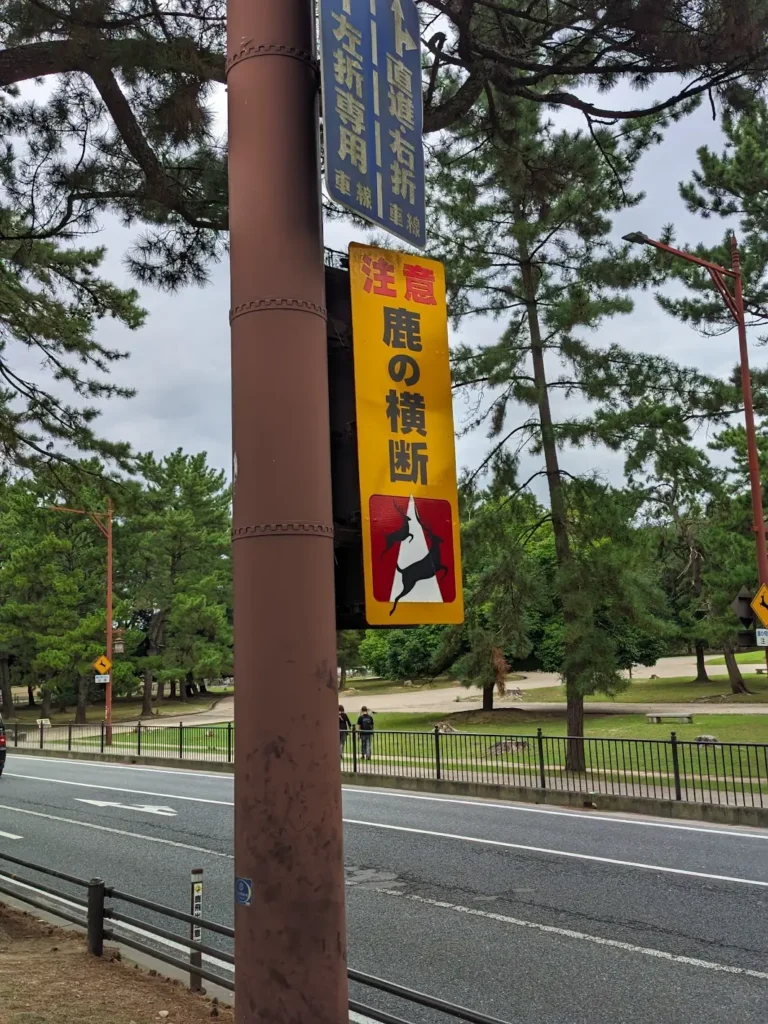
[105,497,113,746]
[731,238,768,588]
[226,2,348,1022]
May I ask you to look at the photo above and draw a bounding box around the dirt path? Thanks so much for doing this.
[0,902,232,1024]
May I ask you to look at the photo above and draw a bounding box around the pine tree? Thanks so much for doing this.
[122,450,231,715]
[0,212,145,470]
[0,3,763,284]
[427,92,710,765]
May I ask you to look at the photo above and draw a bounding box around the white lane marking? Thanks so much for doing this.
[344,819,768,888]
[0,805,232,859]
[6,774,232,806]
[0,873,234,973]
[342,788,768,840]
[367,888,768,983]
[0,830,22,840]
[350,1014,382,1024]
[76,799,177,817]
[6,755,233,781]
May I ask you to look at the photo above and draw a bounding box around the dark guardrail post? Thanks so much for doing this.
[39,721,44,750]
[13,721,18,747]
[136,721,142,757]
[352,725,357,773]
[434,726,442,780]
[537,729,546,789]
[67,723,72,752]
[670,732,682,801]
[179,722,184,760]
[227,721,233,764]
[100,721,105,754]
[189,868,203,992]
[87,878,105,957]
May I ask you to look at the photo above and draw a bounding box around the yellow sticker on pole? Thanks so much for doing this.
[348,243,464,626]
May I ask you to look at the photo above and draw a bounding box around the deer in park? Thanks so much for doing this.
[390,506,449,615]
[381,497,413,557]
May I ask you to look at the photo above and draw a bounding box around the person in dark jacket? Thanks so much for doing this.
[339,705,352,761]
[357,706,374,760]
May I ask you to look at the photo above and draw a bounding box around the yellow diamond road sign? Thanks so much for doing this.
[92,655,112,674]
[751,584,768,628]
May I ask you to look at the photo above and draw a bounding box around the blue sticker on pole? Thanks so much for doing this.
[320,0,426,249]
[235,877,253,907]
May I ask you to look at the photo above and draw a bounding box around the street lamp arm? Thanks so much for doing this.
[621,232,735,278]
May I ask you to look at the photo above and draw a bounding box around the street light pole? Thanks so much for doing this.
[227,2,347,1023]
[622,231,768,586]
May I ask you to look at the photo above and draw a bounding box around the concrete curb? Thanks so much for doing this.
[7,748,767,828]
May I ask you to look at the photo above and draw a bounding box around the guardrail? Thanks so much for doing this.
[9,720,768,809]
[0,849,510,1024]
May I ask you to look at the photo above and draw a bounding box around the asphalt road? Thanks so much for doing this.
[0,754,767,1023]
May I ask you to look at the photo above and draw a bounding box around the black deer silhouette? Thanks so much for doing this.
[381,497,413,557]
[390,506,449,615]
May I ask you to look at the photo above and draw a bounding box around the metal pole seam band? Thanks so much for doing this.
[229,298,328,323]
[225,44,319,76]
[232,523,335,540]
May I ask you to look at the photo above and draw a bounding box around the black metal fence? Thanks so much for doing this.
[9,721,768,808]
[0,849,509,1024]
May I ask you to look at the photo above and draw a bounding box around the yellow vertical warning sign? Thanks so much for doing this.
[348,242,463,626]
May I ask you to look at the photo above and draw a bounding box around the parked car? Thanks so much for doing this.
[0,713,5,776]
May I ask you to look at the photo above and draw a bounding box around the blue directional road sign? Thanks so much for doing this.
[320,0,426,249]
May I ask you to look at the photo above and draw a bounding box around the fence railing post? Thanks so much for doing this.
[67,723,72,752]
[39,721,44,750]
[670,731,682,801]
[352,725,358,773]
[137,721,142,757]
[434,726,442,780]
[537,729,546,789]
[227,720,233,764]
[87,878,105,957]
[179,722,184,760]
[189,868,203,992]
[14,721,18,747]
[100,721,105,754]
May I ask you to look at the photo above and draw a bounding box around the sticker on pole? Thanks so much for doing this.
[235,877,253,908]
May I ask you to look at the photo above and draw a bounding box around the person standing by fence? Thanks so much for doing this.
[338,705,352,761]
[357,706,374,761]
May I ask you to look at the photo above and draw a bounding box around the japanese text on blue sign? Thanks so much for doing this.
[320,0,426,248]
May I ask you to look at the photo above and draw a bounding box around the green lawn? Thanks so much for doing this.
[6,690,232,726]
[708,651,768,666]
[371,710,768,744]
[520,675,768,705]
[339,676,458,696]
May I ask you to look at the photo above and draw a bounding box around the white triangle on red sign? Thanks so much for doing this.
[389,495,444,604]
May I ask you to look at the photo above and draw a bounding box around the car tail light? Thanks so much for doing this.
[0,734,6,747]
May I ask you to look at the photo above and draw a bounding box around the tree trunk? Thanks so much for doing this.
[482,685,494,711]
[156,678,165,701]
[142,670,154,718]
[339,664,347,691]
[76,676,89,725]
[199,681,208,694]
[723,641,750,694]
[27,684,36,707]
[694,641,709,683]
[169,680,177,700]
[522,257,583,758]
[40,687,52,719]
[182,671,193,702]
[566,691,586,772]
[0,655,13,717]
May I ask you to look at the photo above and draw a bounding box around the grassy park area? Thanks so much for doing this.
[4,688,233,726]
[520,675,768,705]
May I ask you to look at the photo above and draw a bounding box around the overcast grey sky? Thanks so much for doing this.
[59,95,752,501]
